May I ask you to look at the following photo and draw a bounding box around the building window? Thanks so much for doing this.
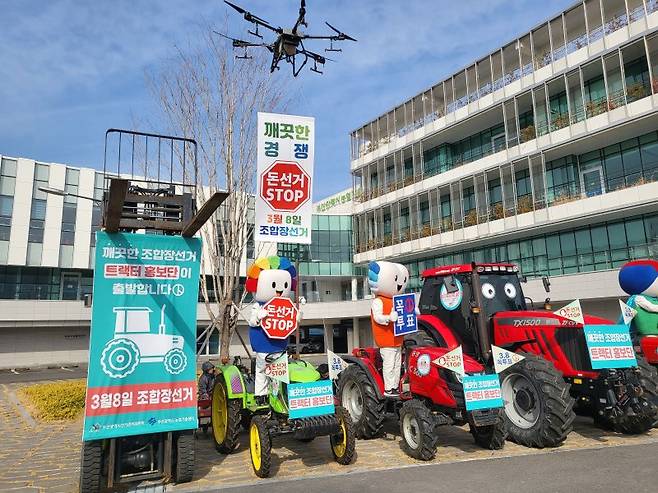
[400,212,657,286]
[488,178,502,205]
[278,214,358,278]
[59,169,79,267]
[27,163,50,265]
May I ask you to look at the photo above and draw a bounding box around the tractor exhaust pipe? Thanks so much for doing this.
[470,263,492,361]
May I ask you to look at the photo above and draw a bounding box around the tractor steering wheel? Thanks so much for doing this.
[264,351,287,363]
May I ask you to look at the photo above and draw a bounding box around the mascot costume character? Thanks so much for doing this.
[367,261,410,397]
[619,259,658,336]
[245,256,300,402]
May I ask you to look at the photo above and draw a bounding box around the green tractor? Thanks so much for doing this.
[211,353,356,478]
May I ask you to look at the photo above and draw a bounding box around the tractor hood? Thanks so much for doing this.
[288,360,321,383]
[410,346,486,374]
[492,310,613,328]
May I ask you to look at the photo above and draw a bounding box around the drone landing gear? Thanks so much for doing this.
[310,60,323,74]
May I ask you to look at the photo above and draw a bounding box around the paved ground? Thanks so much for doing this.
[0,366,88,384]
[2,378,658,493]
[217,442,658,493]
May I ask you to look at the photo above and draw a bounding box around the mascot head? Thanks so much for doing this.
[246,255,297,303]
[368,261,409,298]
[619,259,658,297]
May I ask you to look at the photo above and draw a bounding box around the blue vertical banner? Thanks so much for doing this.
[393,293,418,336]
[463,374,504,411]
[583,324,637,369]
[82,232,202,441]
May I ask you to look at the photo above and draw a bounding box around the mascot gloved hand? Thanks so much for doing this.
[368,261,409,397]
[619,260,658,336]
[245,256,297,400]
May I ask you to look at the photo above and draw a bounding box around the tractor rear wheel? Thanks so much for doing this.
[500,353,575,448]
[212,379,242,453]
[399,399,439,461]
[469,411,507,450]
[337,364,385,439]
[79,440,103,493]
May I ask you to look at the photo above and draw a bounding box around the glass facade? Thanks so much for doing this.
[27,164,50,266]
[356,128,658,252]
[0,266,93,301]
[402,212,658,290]
[278,214,361,277]
[59,168,79,267]
[0,158,17,263]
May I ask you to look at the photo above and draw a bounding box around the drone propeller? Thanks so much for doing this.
[293,0,308,34]
[224,1,282,34]
[325,22,357,42]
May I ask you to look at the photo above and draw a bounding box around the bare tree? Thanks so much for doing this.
[151,28,289,360]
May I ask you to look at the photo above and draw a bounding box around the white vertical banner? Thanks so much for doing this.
[256,112,315,245]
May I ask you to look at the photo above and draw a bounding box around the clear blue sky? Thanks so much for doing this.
[0,0,575,200]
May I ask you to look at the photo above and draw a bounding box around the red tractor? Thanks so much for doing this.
[338,344,506,460]
[339,263,658,450]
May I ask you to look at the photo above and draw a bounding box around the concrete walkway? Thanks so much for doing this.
[1,379,658,493]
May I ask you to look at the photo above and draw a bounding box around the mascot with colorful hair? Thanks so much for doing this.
[619,259,658,336]
[245,255,300,401]
[368,261,410,397]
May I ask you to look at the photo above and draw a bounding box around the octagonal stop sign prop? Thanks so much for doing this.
[261,296,299,340]
[261,161,311,212]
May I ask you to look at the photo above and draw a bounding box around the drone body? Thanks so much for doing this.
[217,0,356,76]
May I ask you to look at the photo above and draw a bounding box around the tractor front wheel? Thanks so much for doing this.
[212,379,242,453]
[249,416,272,478]
[500,353,575,448]
[174,431,195,483]
[469,411,507,450]
[337,364,385,439]
[612,357,658,434]
[399,399,438,461]
[79,440,103,493]
[330,406,356,465]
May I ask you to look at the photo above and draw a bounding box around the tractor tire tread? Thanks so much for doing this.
[79,440,103,493]
[618,356,658,434]
[338,364,385,439]
[399,399,439,461]
[251,416,272,478]
[502,352,575,449]
[175,432,195,483]
[332,406,356,465]
[214,380,243,454]
[469,412,507,450]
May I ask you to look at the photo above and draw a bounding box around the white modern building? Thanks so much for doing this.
[350,0,658,320]
[4,0,658,369]
[0,155,366,368]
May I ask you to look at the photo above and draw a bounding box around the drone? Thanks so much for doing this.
[215,0,357,76]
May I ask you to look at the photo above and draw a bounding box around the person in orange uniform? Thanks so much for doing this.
[368,261,410,397]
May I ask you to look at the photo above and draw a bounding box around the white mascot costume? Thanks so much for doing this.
[367,261,409,397]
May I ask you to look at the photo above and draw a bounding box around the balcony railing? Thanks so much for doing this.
[355,172,658,255]
[353,8,650,160]
[356,80,655,205]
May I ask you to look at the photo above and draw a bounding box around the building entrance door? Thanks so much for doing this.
[580,166,605,197]
[60,272,81,300]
